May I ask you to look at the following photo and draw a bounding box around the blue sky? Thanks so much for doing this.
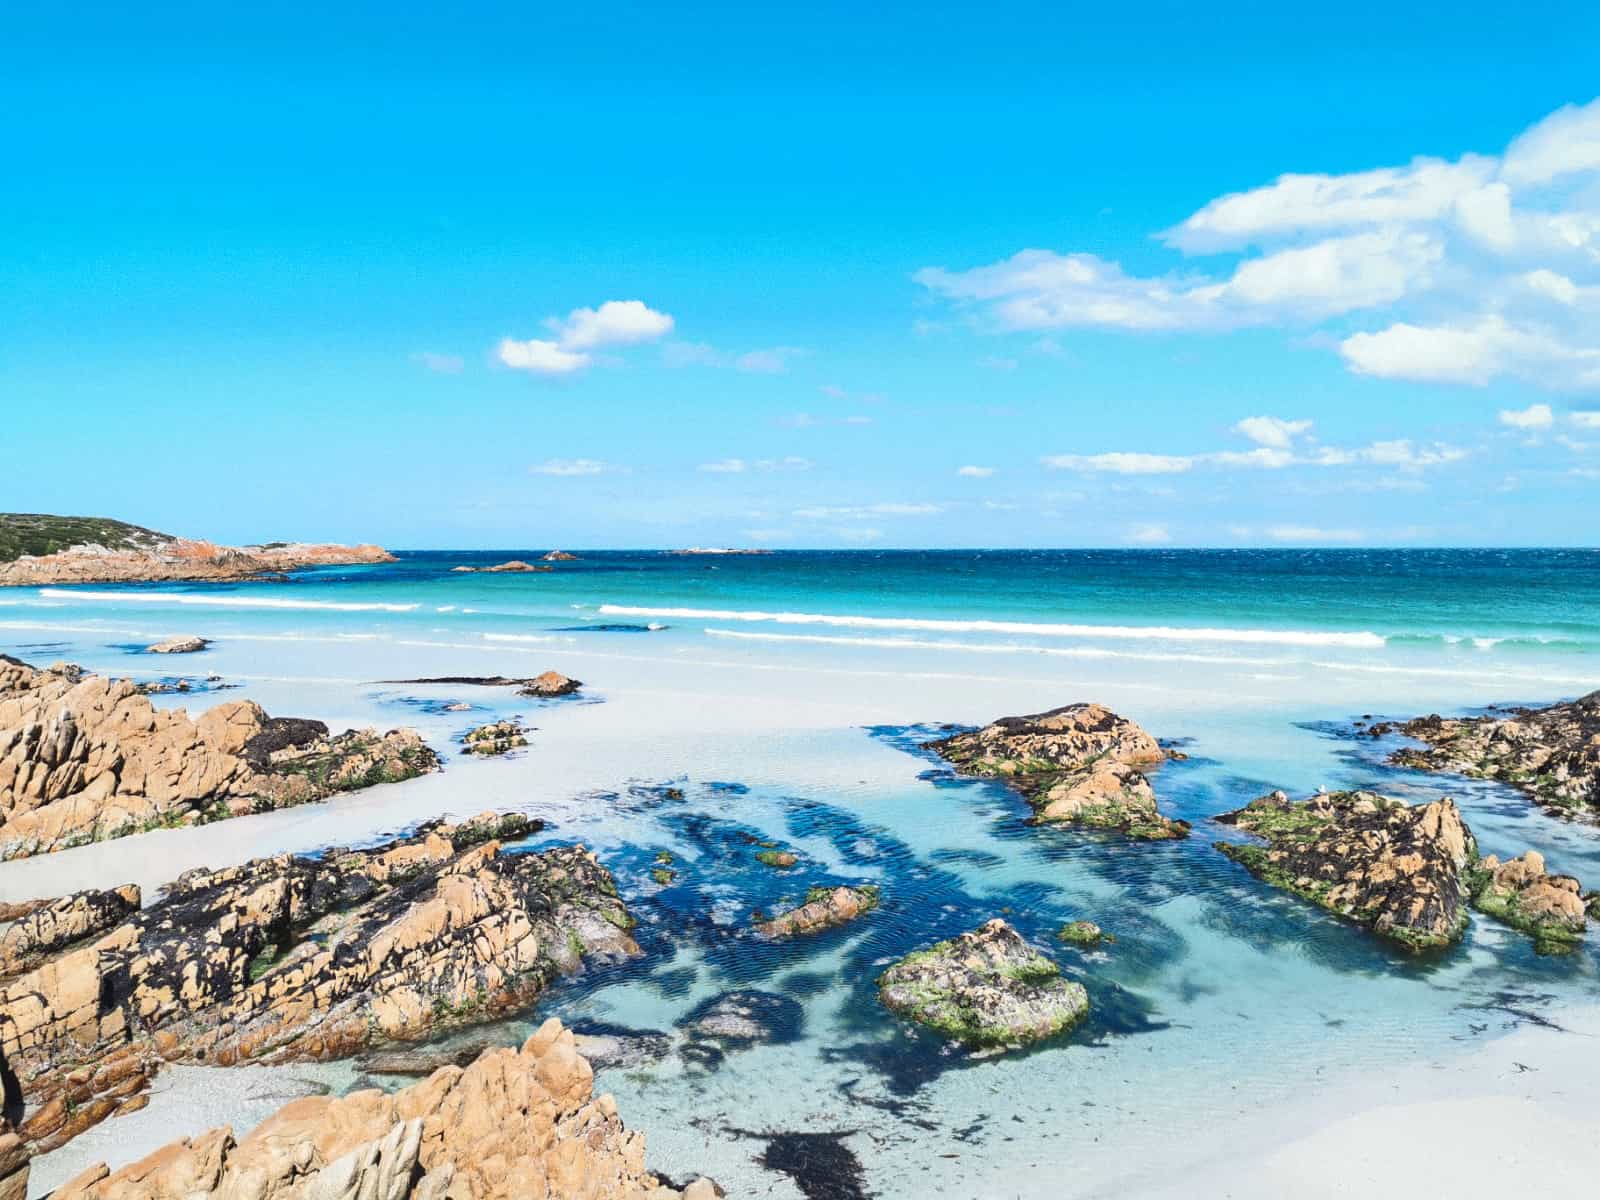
[3,2,1598,548]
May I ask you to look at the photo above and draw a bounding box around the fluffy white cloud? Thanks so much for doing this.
[698,458,747,473]
[529,458,614,476]
[1264,525,1366,543]
[917,97,1600,390]
[1042,452,1195,475]
[956,465,996,478]
[1234,416,1313,449]
[498,339,590,375]
[698,456,813,474]
[550,300,674,350]
[1499,403,1555,430]
[500,299,674,376]
[1570,410,1600,428]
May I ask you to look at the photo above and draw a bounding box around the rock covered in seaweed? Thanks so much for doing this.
[47,1018,716,1200]
[929,703,1188,839]
[0,656,439,859]
[1468,850,1589,950]
[0,812,637,1154]
[756,885,879,937]
[521,670,582,698]
[878,918,1088,1048]
[0,883,140,977]
[1373,692,1600,816]
[1216,789,1476,949]
[462,719,529,755]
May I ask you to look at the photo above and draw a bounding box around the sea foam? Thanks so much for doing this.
[603,604,1386,648]
[38,589,420,613]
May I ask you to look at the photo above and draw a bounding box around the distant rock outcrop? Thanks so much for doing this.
[1371,692,1600,816]
[0,814,638,1156]
[929,703,1189,839]
[0,657,438,859]
[42,1019,716,1200]
[543,550,579,561]
[878,918,1088,1048]
[1216,789,1476,949]
[462,719,529,755]
[146,635,209,654]
[0,514,394,587]
[451,560,552,574]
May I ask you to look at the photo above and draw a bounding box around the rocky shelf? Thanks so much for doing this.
[0,812,638,1155]
[0,656,439,859]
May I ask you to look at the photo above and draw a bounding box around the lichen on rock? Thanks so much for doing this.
[929,703,1189,839]
[878,918,1089,1048]
[756,884,879,937]
[1216,789,1476,950]
[462,719,529,755]
[0,812,636,1154]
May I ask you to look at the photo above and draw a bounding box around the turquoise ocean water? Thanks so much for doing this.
[6,549,1599,1197]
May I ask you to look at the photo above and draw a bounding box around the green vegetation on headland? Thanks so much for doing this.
[0,512,169,563]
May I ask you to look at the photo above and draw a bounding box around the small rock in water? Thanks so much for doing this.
[146,635,209,654]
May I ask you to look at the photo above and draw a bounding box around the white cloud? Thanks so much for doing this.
[698,458,747,473]
[794,503,943,519]
[411,351,464,374]
[916,97,1600,391]
[1125,523,1172,545]
[1265,525,1366,543]
[1042,452,1194,475]
[1234,416,1313,449]
[956,465,996,478]
[550,300,674,350]
[663,342,803,374]
[498,338,590,375]
[500,299,674,376]
[699,456,812,474]
[1571,410,1600,428]
[1499,403,1555,430]
[529,458,614,476]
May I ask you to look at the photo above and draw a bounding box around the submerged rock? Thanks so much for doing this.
[462,719,529,755]
[0,657,439,859]
[755,848,799,869]
[929,703,1189,839]
[756,885,880,937]
[1467,850,1589,950]
[1057,920,1111,947]
[145,635,209,654]
[452,559,553,574]
[1372,693,1600,816]
[1216,789,1476,950]
[0,811,635,1154]
[878,918,1089,1048]
[48,1018,715,1200]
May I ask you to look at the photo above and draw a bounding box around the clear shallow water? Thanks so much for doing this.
[7,549,1599,1198]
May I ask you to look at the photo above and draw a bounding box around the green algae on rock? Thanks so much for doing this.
[756,884,879,937]
[878,918,1089,1048]
[1057,920,1112,947]
[929,703,1189,839]
[1216,789,1476,951]
[1372,692,1600,817]
[1466,850,1589,951]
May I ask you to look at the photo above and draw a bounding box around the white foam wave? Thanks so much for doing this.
[38,589,419,613]
[482,633,559,644]
[603,604,1386,648]
[703,627,1283,667]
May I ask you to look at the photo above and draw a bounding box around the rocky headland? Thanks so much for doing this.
[1370,691,1600,817]
[878,918,1088,1048]
[0,656,439,859]
[34,1019,716,1200]
[929,703,1189,839]
[0,813,638,1155]
[755,884,879,938]
[0,513,394,587]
